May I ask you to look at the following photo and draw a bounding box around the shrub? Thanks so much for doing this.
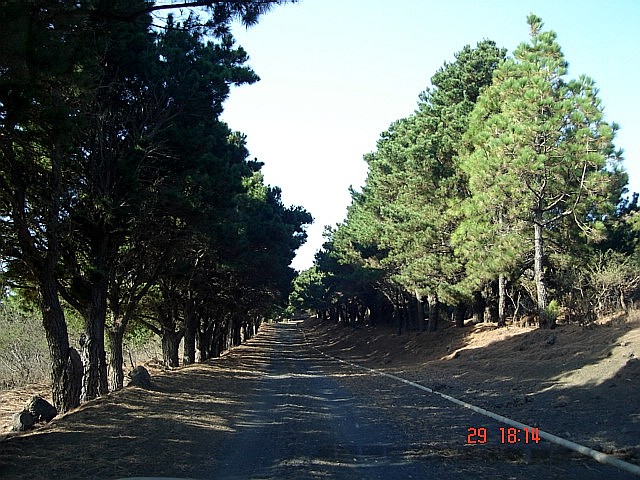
[0,298,50,389]
[589,250,640,315]
[540,299,561,328]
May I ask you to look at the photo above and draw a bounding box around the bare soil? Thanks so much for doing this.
[303,312,640,463]
[0,313,638,479]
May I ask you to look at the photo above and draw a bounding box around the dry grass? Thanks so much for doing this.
[0,332,272,479]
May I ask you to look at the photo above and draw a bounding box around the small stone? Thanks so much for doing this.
[12,411,35,432]
[512,394,533,406]
[546,334,556,346]
[26,396,57,423]
[128,365,152,388]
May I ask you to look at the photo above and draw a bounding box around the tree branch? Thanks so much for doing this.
[87,1,295,22]
[136,315,163,336]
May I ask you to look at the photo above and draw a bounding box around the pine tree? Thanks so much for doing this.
[459,15,624,327]
[360,41,506,331]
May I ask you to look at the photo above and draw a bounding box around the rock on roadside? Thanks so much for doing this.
[11,396,57,432]
[26,395,57,423]
[128,366,152,389]
[12,410,35,432]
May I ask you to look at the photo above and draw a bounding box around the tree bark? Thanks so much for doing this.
[338,304,346,324]
[454,302,466,328]
[415,291,425,332]
[212,329,224,358]
[243,322,251,341]
[406,295,417,331]
[485,283,499,323]
[81,278,109,402]
[162,329,182,368]
[533,219,549,326]
[196,320,213,362]
[427,293,439,332]
[497,208,507,327]
[9,143,81,413]
[253,318,262,336]
[108,326,125,390]
[231,316,242,346]
[393,302,402,335]
[498,273,507,327]
[40,274,82,413]
[472,291,485,323]
[183,300,197,365]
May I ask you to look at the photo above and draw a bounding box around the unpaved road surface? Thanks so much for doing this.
[0,322,636,479]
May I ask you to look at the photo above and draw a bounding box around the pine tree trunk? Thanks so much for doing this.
[338,304,347,324]
[407,295,417,331]
[366,296,377,326]
[533,219,549,326]
[40,274,82,413]
[9,140,81,412]
[81,280,109,402]
[108,326,125,391]
[212,329,224,358]
[415,291,425,332]
[498,273,507,327]
[162,330,181,368]
[197,322,213,362]
[231,316,242,346]
[183,302,196,365]
[243,323,251,341]
[472,291,485,323]
[486,283,499,323]
[454,303,466,328]
[400,294,411,333]
[394,302,402,335]
[497,209,507,327]
[427,293,439,332]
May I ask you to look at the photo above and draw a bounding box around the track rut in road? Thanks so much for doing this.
[209,323,430,479]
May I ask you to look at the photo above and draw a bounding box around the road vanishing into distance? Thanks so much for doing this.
[205,323,634,480]
[1,322,636,479]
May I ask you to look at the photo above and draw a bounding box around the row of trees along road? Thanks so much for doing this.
[290,15,640,334]
[0,0,309,413]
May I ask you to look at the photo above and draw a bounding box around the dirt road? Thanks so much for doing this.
[0,322,636,479]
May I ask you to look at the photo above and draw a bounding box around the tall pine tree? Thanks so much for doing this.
[355,41,506,331]
[459,15,624,327]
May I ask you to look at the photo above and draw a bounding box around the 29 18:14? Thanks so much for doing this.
[467,426,541,444]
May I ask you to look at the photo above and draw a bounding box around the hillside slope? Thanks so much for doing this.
[302,312,640,463]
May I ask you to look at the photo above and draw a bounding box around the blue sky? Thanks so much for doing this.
[221,0,640,271]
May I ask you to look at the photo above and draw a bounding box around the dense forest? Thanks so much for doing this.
[0,0,307,413]
[290,15,640,334]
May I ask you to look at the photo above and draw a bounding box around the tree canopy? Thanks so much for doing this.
[0,0,308,411]
[296,16,634,335]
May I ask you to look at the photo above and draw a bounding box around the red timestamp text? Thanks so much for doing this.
[467,427,541,444]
